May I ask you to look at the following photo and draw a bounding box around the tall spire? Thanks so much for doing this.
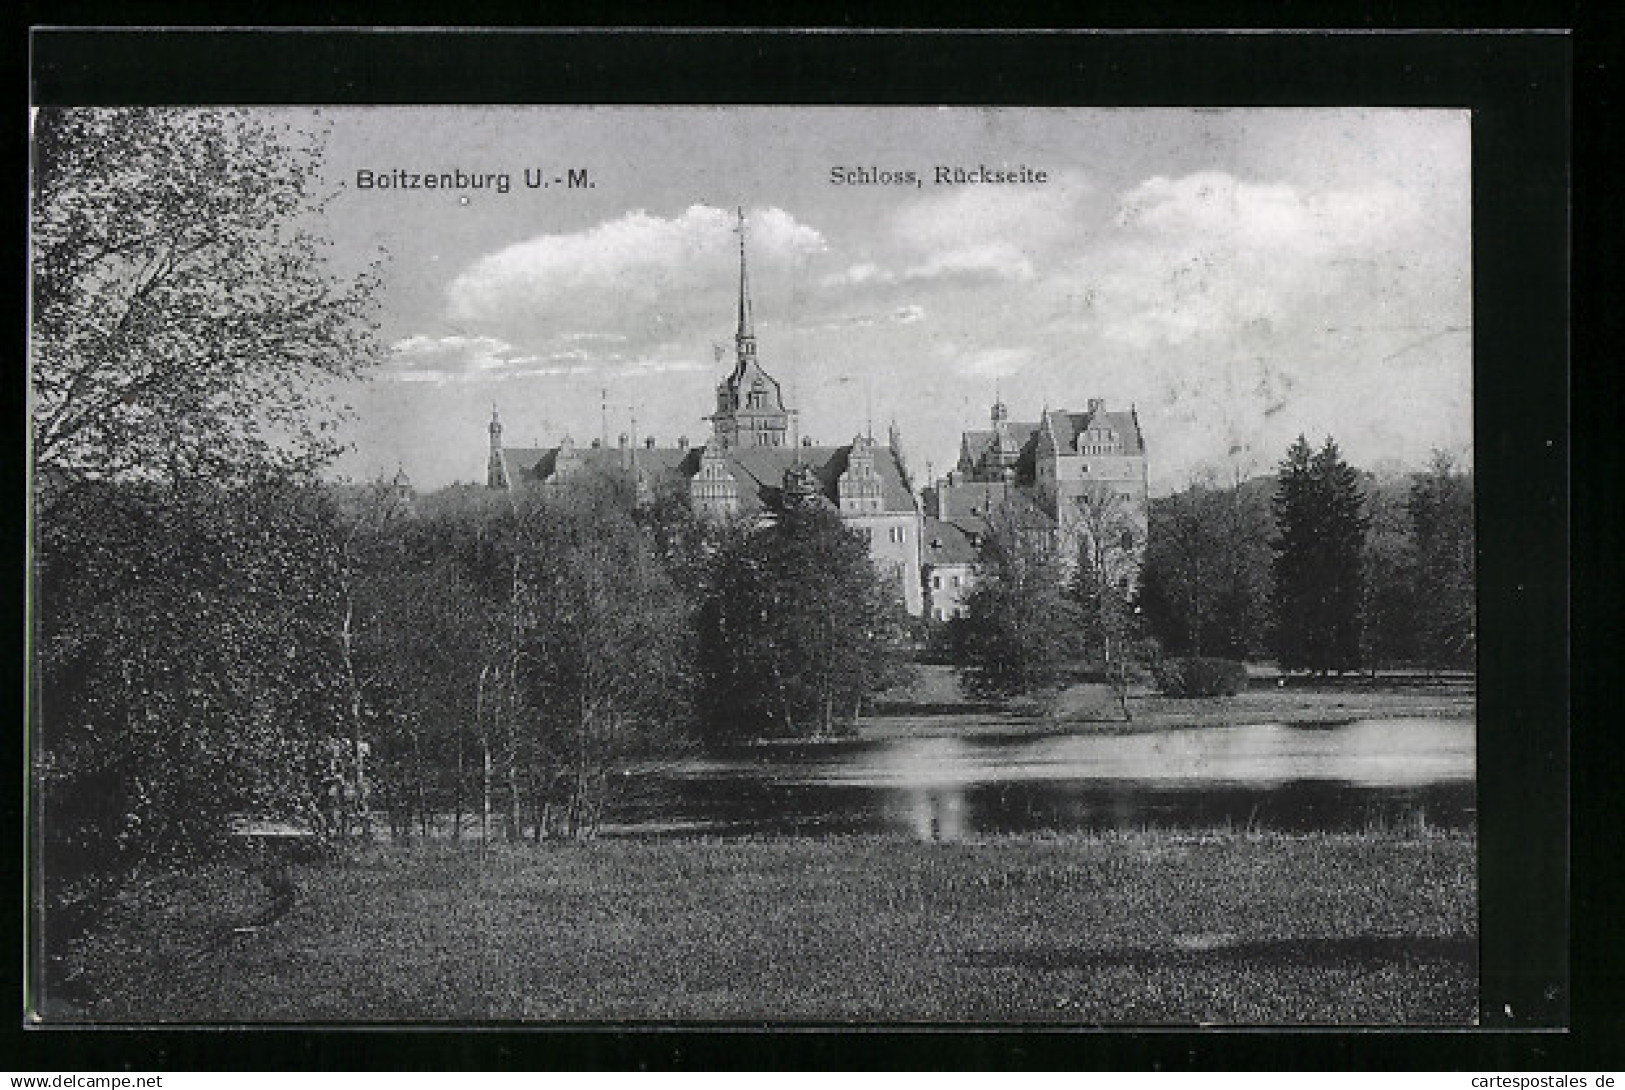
[735,206,756,360]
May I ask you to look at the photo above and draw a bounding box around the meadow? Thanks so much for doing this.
[48,827,1477,1025]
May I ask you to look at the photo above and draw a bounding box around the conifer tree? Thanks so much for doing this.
[1271,436,1368,672]
[1409,452,1475,668]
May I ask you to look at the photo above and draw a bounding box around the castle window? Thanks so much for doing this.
[932,575,942,590]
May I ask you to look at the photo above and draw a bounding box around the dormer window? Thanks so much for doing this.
[1075,427,1119,456]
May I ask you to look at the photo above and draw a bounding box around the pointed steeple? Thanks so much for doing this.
[735,206,756,364]
[709,206,788,449]
[486,405,509,490]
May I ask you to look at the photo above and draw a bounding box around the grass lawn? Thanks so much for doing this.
[47,830,1477,1025]
[862,672,1475,740]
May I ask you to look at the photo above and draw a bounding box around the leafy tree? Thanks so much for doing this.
[1360,476,1422,669]
[30,109,385,1004]
[1409,452,1476,669]
[1140,478,1273,659]
[1270,436,1368,673]
[951,502,1084,698]
[633,475,713,589]
[31,108,382,505]
[343,480,697,843]
[32,106,386,859]
[1062,490,1151,718]
[697,505,907,740]
[34,478,350,1004]
[511,483,695,837]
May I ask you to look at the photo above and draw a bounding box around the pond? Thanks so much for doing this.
[614,717,1475,840]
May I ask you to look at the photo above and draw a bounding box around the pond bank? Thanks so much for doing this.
[49,828,1476,1024]
[857,683,1474,741]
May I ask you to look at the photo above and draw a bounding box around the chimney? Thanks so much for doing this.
[1088,398,1104,414]
[618,433,629,449]
[936,481,950,518]
[590,438,602,449]
[801,435,813,447]
[677,436,689,451]
[644,436,656,450]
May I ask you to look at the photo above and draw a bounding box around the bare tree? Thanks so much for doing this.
[1063,488,1146,719]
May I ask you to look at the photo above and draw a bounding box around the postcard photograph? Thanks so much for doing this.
[29,104,1478,1025]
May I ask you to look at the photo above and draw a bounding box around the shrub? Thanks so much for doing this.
[1153,656,1249,697]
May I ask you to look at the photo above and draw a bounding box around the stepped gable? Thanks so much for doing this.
[717,444,914,515]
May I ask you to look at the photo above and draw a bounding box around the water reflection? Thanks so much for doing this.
[876,738,971,841]
[619,718,1476,841]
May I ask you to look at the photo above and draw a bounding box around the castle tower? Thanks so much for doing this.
[392,464,413,504]
[707,208,790,450]
[486,406,509,489]
[989,393,1019,474]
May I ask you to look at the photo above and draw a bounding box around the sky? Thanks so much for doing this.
[303,107,1471,495]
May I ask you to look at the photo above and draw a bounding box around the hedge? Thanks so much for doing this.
[1152,657,1249,697]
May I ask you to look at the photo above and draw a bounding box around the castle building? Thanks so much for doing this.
[486,209,926,616]
[923,396,1149,617]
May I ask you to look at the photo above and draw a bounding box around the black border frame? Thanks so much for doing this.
[16,26,1584,1071]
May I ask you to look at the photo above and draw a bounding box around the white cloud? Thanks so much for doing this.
[1115,171,1423,256]
[903,241,1035,283]
[949,346,1034,378]
[385,332,706,385]
[390,205,829,385]
[893,177,1089,253]
[445,204,826,344]
[892,304,925,324]
[388,334,530,380]
[819,261,895,289]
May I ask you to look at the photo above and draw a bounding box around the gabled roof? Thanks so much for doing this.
[501,447,554,480]
[1043,408,1145,456]
[505,440,917,515]
[719,444,915,516]
[921,516,980,566]
[959,423,1042,469]
[937,482,1056,533]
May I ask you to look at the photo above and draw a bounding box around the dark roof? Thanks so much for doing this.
[507,440,916,515]
[937,482,1056,534]
[921,517,980,566]
[502,447,554,480]
[1042,407,1144,456]
[715,443,915,515]
[960,423,1042,468]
